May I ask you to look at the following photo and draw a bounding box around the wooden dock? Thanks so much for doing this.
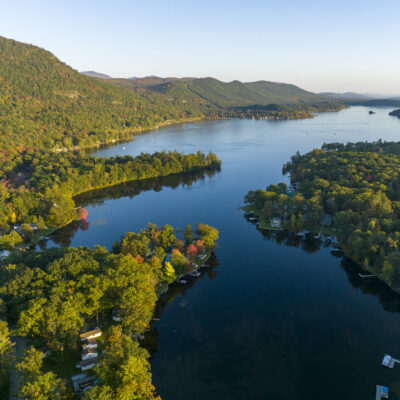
[358,273,376,278]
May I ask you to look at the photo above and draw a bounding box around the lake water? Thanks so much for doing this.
[53,107,400,399]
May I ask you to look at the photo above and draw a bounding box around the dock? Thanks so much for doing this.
[382,354,400,369]
[376,385,389,399]
[358,273,376,278]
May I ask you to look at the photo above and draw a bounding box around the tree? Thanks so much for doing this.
[184,224,194,245]
[0,321,13,394]
[0,230,23,250]
[163,262,176,283]
[196,224,219,249]
[17,347,68,400]
[88,326,160,400]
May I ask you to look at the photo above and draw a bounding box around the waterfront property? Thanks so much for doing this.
[77,357,99,371]
[82,347,98,361]
[82,338,97,350]
[79,328,102,341]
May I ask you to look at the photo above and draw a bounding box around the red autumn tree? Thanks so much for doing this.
[186,243,198,259]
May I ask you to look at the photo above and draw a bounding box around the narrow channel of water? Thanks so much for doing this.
[51,107,400,399]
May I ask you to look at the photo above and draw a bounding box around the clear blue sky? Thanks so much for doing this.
[1,0,399,94]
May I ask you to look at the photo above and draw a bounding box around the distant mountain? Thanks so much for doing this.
[81,70,112,79]
[320,92,372,101]
[0,35,344,156]
[0,36,205,154]
[110,76,334,107]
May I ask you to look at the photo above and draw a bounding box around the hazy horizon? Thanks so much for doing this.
[1,0,399,94]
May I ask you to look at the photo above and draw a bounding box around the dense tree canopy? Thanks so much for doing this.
[245,140,400,290]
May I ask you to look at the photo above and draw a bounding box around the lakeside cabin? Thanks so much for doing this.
[79,328,102,342]
[0,250,10,260]
[77,357,99,371]
[71,373,96,395]
[82,338,97,350]
[82,347,98,361]
[112,308,122,322]
[270,217,282,228]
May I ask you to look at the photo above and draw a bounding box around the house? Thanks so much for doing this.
[77,357,99,371]
[0,250,10,260]
[82,347,98,361]
[79,328,102,341]
[270,217,281,228]
[112,308,121,322]
[71,373,96,394]
[82,338,97,350]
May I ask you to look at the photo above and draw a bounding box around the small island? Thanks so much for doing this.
[244,140,400,291]
[389,108,400,118]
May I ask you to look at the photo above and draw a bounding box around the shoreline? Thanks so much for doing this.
[242,204,400,294]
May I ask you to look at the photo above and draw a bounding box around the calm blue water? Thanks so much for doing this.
[54,107,400,399]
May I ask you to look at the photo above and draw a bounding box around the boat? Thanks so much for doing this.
[189,270,201,278]
[177,279,187,284]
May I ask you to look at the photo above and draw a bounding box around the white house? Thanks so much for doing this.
[270,217,281,228]
[82,348,98,361]
[79,328,102,341]
[82,338,97,350]
[78,357,99,371]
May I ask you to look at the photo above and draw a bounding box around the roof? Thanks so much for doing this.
[83,348,97,356]
[80,357,99,367]
[79,328,101,339]
[382,355,391,366]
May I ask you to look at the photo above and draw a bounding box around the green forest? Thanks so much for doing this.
[0,36,344,157]
[0,150,220,247]
[245,140,400,290]
[0,223,219,398]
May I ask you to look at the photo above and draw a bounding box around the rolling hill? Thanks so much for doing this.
[81,70,112,79]
[0,35,342,157]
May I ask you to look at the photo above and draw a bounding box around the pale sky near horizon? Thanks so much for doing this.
[1,0,399,94]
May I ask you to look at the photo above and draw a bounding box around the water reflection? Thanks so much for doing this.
[48,168,220,247]
[247,216,400,315]
[142,253,220,357]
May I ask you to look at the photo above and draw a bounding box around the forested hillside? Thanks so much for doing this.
[0,36,344,157]
[107,75,337,108]
[0,36,202,155]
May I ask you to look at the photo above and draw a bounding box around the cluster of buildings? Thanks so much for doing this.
[72,328,102,395]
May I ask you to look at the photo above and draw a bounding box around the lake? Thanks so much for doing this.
[52,107,400,399]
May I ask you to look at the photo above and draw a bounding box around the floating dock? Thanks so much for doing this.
[382,354,400,369]
[376,385,389,399]
[358,273,376,278]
